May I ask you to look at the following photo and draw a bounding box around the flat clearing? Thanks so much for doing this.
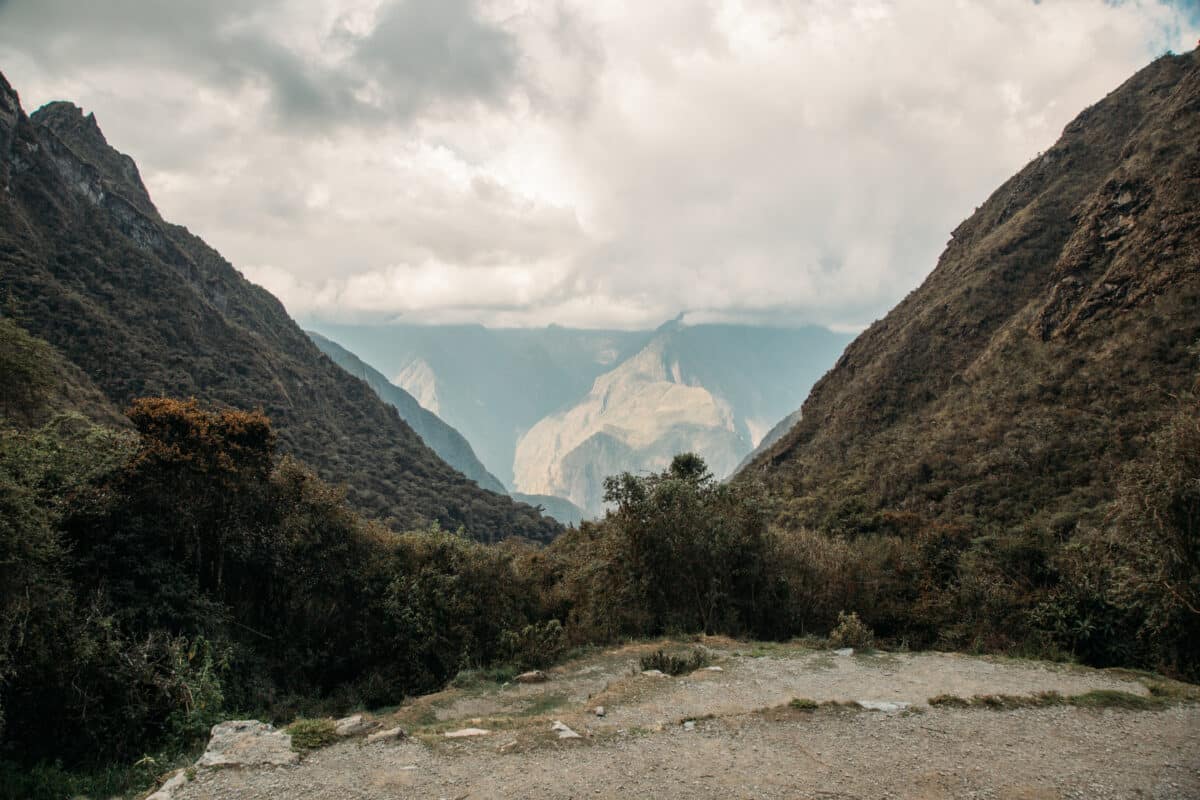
[172,639,1200,799]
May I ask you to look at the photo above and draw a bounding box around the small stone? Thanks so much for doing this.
[591,706,606,717]
[365,726,405,744]
[834,648,854,656]
[641,669,665,677]
[550,720,583,739]
[683,721,696,731]
[515,670,549,684]
[334,714,375,737]
[856,700,910,713]
[444,727,490,738]
[704,666,724,672]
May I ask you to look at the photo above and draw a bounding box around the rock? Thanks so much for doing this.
[683,721,696,731]
[146,768,188,800]
[366,726,406,744]
[515,670,549,684]
[197,720,299,768]
[591,706,606,717]
[334,714,375,737]
[550,721,583,739]
[444,727,490,738]
[856,700,911,713]
[641,669,666,677]
[704,666,724,672]
[834,648,854,656]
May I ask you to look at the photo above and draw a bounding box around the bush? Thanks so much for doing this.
[286,718,338,751]
[828,611,875,649]
[639,648,712,676]
[499,619,566,670]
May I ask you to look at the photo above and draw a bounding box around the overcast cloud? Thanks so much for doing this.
[1,0,1196,330]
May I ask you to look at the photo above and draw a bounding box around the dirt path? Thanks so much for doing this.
[171,640,1200,799]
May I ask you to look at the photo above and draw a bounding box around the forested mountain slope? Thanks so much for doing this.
[307,331,508,495]
[743,51,1200,538]
[0,72,558,542]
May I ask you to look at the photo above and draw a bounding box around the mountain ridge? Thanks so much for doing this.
[0,73,559,542]
[743,50,1200,536]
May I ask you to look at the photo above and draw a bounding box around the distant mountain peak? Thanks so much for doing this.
[655,312,688,333]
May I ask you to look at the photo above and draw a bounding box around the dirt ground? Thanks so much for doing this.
[170,640,1200,799]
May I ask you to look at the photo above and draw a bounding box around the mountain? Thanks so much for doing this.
[510,492,586,527]
[306,330,507,494]
[0,72,559,543]
[304,322,655,487]
[514,322,852,515]
[742,50,1200,537]
[309,329,589,525]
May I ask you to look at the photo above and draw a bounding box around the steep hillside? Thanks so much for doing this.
[514,322,850,515]
[0,72,559,542]
[0,316,126,429]
[307,331,507,494]
[306,322,654,486]
[744,51,1200,536]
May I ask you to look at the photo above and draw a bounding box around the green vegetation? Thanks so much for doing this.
[928,689,1169,712]
[286,718,338,751]
[0,393,560,790]
[639,648,712,676]
[828,611,874,650]
[788,697,819,711]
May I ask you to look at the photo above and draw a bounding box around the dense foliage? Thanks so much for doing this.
[2,387,1197,797]
[0,398,550,781]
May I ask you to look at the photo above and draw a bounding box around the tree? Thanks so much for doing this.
[602,454,778,636]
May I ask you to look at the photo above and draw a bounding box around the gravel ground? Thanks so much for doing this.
[169,642,1200,800]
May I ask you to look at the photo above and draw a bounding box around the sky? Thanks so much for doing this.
[0,1,1196,332]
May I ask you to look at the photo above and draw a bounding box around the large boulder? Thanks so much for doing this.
[197,720,299,768]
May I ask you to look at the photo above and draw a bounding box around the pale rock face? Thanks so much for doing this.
[196,720,298,768]
[512,337,748,516]
[393,358,441,415]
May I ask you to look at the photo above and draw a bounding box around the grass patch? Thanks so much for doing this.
[450,664,520,689]
[1145,680,1200,703]
[286,718,338,751]
[1068,690,1165,710]
[788,697,819,711]
[927,689,1172,712]
[515,693,569,718]
[640,648,712,676]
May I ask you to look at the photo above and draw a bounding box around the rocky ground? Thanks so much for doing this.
[163,639,1200,799]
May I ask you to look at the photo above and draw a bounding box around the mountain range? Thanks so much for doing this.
[308,318,851,517]
[0,72,559,543]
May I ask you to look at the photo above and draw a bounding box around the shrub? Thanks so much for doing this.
[499,619,565,670]
[286,718,338,751]
[640,648,712,676]
[828,611,874,649]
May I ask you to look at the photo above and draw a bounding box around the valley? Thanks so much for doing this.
[0,11,1198,800]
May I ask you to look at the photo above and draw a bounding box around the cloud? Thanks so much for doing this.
[0,0,1197,330]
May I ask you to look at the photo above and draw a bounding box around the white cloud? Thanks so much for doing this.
[1,0,1196,330]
